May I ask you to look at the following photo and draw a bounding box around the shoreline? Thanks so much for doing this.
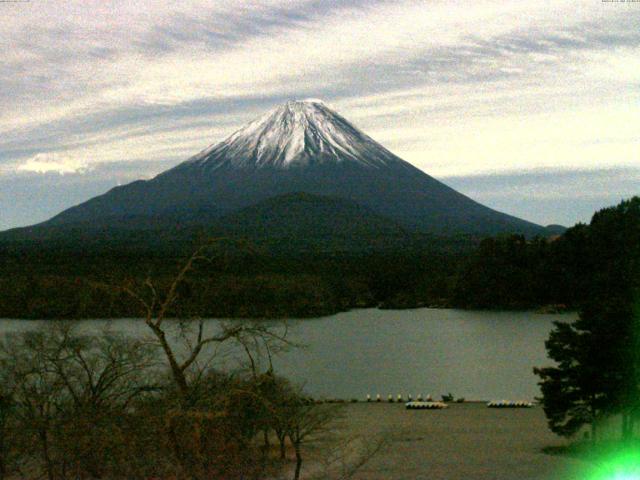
[0,305,578,322]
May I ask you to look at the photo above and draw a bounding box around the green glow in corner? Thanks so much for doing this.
[583,449,640,480]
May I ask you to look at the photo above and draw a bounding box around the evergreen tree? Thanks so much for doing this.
[535,197,640,441]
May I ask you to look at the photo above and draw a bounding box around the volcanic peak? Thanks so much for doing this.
[184,99,401,170]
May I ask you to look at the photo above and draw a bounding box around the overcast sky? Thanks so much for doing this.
[1,0,638,230]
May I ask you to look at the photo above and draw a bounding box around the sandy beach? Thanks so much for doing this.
[318,402,584,480]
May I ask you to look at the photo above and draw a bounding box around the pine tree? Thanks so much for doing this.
[535,197,640,441]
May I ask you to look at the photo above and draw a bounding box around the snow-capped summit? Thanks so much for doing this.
[186,99,403,170]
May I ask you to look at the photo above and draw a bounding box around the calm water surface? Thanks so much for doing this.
[0,308,575,401]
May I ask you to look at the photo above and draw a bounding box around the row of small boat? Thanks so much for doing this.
[486,401,533,408]
[403,400,534,410]
[367,394,437,402]
[405,401,448,410]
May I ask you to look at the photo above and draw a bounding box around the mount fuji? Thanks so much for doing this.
[13,99,546,240]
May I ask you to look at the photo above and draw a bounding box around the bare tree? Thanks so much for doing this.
[280,395,340,480]
[0,323,158,480]
[0,392,11,480]
[47,323,156,478]
[0,329,70,480]
[118,243,290,406]
[232,319,296,454]
[308,434,389,480]
[113,243,293,479]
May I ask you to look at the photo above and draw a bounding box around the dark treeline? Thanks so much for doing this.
[455,197,639,310]
[453,229,586,309]
[1,197,638,319]
[0,239,466,319]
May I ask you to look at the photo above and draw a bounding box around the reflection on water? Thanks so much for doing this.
[0,308,575,401]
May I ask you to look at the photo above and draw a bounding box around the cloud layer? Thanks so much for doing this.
[1,0,639,229]
[17,153,90,175]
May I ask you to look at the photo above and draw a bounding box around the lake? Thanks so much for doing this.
[0,308,575,401]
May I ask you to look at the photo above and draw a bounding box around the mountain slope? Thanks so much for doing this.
[0,193,412,255]
[217,192,412,252]
[15,99,544,237]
